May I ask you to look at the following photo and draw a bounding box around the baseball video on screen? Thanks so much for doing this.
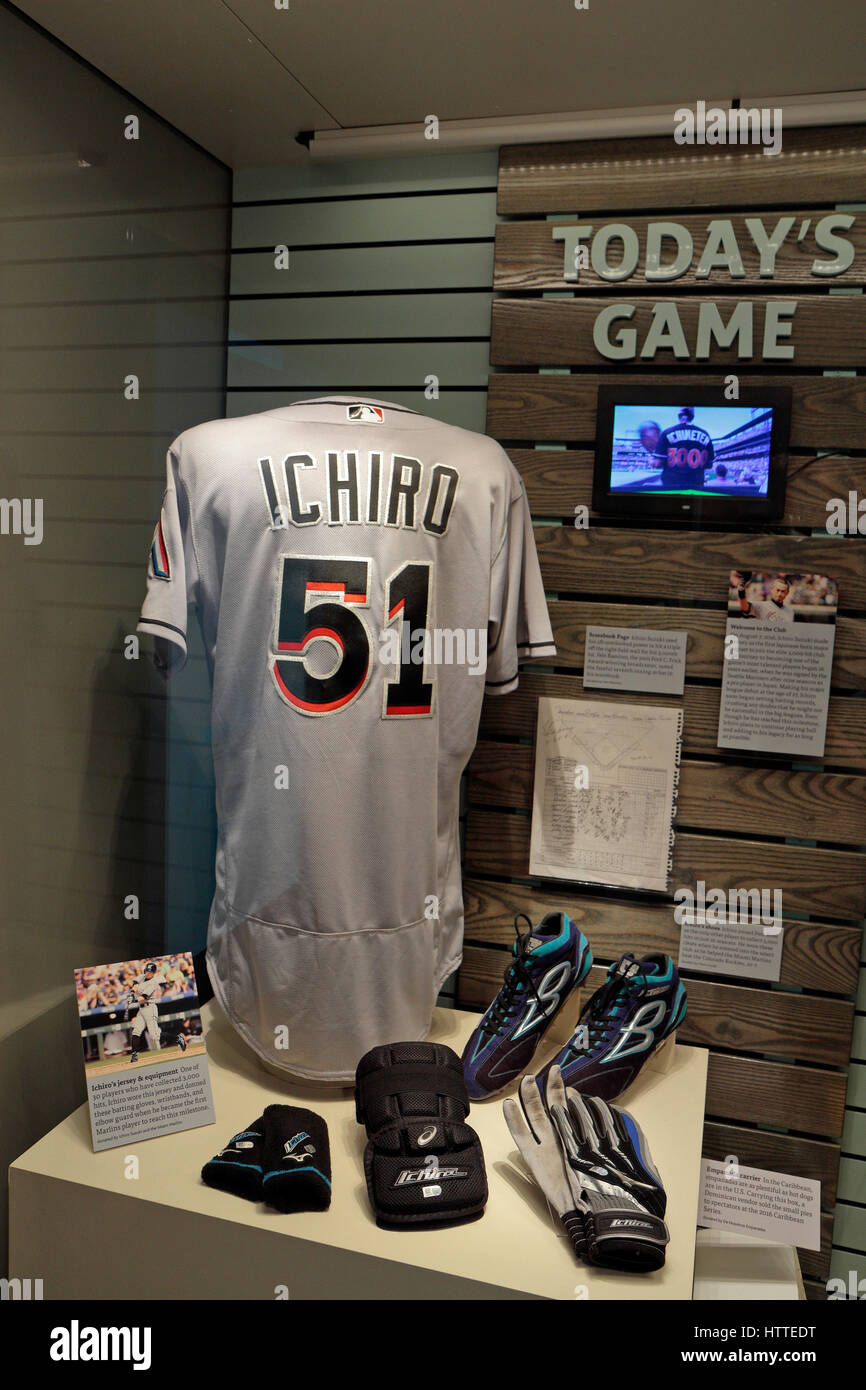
[592,386,790,521]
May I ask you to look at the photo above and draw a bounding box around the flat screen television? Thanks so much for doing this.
[592,385,791,521]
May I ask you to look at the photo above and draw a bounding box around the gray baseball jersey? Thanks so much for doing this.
[130,973,162,1045]
[131,973,162,1002]
[138,396,555,1082]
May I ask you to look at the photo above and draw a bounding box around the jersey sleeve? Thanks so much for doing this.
[485,474,556,697]
[137,440,199,673]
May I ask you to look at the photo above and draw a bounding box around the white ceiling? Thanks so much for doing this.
[12,0,866,168]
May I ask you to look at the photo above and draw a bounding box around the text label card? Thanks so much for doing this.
[583,626,687,695]
[75,951,214,1152]
[678,912,783,982]
[699,1159,821,1253]
[718,621,834,758]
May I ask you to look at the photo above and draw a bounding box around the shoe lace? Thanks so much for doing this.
[565,958,647,1060]
[484,914,543,1037]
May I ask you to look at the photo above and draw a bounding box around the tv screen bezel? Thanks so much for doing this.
[591,385,791,522]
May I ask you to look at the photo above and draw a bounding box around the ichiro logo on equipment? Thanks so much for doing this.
[394,1155,467,1186]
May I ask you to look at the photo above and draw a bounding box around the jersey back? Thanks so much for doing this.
[138,397,554,1080]
[653,424,715,488]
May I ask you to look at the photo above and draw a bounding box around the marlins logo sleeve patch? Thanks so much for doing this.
[137,397,555,1082]
[139,461,200,670]
[149,516,171,580]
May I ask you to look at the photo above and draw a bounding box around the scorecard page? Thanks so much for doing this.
[529,697,682,892]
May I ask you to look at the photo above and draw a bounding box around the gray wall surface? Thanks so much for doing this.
[0,2,230,1273]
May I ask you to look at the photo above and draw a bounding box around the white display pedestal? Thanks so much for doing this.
[10,999,707,1301]
[693,1228,805,1300]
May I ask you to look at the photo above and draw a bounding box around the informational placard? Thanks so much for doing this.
[583,626,688,695]
[717,570,837,758]
[678,912,783,982]
[699,1159,821,1253]
[75,952,214,1152]
[529,697,682,892]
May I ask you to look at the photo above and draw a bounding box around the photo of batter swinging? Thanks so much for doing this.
[126,961,183,1063]
[75,952,206,1077]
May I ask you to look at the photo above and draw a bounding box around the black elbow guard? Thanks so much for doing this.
[354,1042,487,1229]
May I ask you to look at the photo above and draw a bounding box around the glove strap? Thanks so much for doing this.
[354,1043,469,1131]
[586,1207,669,1272]
[561,1209,588,1261]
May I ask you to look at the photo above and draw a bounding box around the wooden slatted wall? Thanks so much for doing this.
[457,126,866,1297]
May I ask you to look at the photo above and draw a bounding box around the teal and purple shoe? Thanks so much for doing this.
[462,912,592,1100]
[536,953,686,1102]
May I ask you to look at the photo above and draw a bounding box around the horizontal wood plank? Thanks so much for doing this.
[464,807,866,919]
[508,447,866,532]
[532,525,866,611]
[479,673,866,770]
[799,1213,833,1281]
[461,876,862,995]
[498,126,866,214]
[467,741,866,844]
[702,1121,840,1207]
[542,599,866,689]
[706,1053,847,1137]
[589,966,854,1071]
[493,212,866,290]
[491,297,866,368]
[487,373,866,450]
[804,1278,827,1300]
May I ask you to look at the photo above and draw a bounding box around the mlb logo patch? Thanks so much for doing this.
[347,404,384,423]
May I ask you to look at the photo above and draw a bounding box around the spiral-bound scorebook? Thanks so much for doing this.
[528,697,683,893]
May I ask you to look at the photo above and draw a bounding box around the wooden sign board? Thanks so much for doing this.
[460,123,866,1297]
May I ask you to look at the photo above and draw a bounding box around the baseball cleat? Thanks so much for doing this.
[130,1051,139,1063]
[536,953,686,1102]
[178,1034,187,1052]
[462,911,592,1099]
